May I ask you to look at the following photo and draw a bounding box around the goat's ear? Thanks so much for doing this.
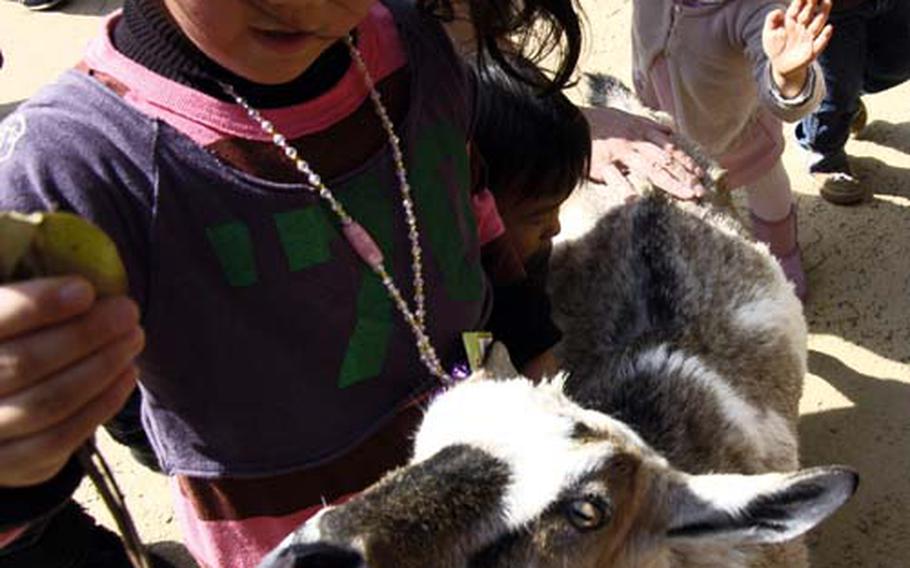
[471,341,519,381]
[665,466,858,545]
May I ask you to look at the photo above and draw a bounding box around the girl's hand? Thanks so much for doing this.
[584,106,706,201]
[763,0,833,98]
[0,277,143,487]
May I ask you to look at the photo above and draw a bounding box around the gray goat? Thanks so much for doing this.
[259,79,858,568]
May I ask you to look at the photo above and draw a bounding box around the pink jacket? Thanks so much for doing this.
[632,0,825,188]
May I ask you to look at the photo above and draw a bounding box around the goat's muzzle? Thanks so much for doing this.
[259,542,367,568]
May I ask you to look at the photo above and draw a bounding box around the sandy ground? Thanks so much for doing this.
[1,0,908,566]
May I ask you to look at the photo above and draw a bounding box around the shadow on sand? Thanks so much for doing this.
[0,100,23,121]
[798,160,910,365]
[149,541,199,568]
[858,120,910,156]
[850,155,910,201]
[801,350,910,567]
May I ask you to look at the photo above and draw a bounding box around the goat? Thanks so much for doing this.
[258,79,858,568]
[259,195,856,568]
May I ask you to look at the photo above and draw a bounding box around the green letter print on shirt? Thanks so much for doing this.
[274,207,333,271]
[410,121,483,302]
[206,222,258,287]
[336,173,395,389]
[207,121,478,389]
[271,180,393,390]
[334,121,480,388]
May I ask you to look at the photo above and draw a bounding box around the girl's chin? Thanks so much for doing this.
[250,29,318,55]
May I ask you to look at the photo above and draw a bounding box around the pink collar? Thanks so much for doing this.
[83,5,407,145]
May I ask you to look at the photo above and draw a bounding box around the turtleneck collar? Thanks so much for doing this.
[112,0,352,109]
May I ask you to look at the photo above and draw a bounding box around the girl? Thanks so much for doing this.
[631,0,834,300]
[0,1,579,566]
[471,53,591,377]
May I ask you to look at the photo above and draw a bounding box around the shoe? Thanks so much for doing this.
[814,169,865,205]
[19,0,68,10]
[751,207,807,302]
[850,99,867,137]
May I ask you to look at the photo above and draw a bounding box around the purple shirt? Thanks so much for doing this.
[0,5,489,479]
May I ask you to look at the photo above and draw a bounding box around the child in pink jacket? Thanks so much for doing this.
[632,0,833,300]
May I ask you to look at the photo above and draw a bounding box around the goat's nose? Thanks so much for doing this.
[261,542,367,568]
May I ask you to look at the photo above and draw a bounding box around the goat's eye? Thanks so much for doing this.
[565,496,611,531]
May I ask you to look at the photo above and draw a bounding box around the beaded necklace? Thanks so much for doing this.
[220,37,453,384]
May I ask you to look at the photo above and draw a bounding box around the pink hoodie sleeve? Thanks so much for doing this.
[471,188,506,246]
[0,525,30,550]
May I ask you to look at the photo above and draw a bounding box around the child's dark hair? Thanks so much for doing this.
[418,0,583,92]
[472,55,591,204]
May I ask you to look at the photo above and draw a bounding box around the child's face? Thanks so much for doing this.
[498,191,568,263]
[163,0,377,84]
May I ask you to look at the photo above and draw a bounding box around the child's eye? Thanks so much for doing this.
[531,211,556,224]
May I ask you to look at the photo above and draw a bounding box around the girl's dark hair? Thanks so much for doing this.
[418,0,583,92]
[472,54,591,204]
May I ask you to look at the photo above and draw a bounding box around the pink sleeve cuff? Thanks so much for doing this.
[471,188,506,246]
[0,525,30,549]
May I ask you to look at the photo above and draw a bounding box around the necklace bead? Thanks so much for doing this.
[343,221,385,268]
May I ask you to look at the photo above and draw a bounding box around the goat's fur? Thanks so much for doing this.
[259,78,856,568]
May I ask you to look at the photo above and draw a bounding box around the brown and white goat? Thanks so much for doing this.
[259,78,857,568]
[259,187,856,568]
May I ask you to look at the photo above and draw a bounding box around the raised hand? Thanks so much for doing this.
[763,0,834,98]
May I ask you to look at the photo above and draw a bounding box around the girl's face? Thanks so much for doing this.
[163,0,377,84]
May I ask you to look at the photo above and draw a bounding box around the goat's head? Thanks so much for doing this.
[261,364,857,568]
